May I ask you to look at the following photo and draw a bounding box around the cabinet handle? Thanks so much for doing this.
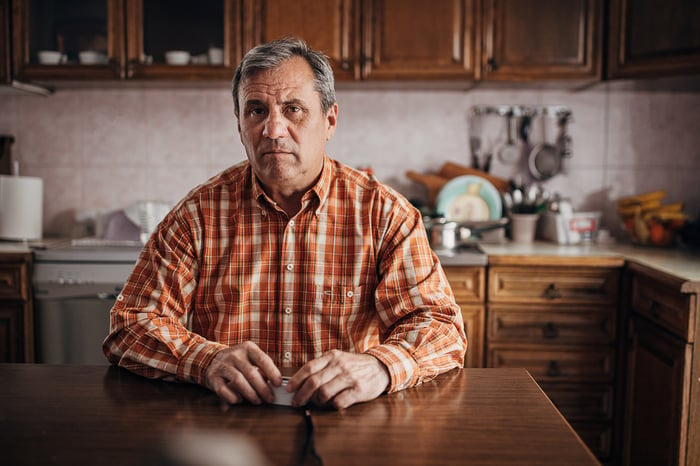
[546,360,561,377]
[649,301,660,318]
[542,322,559,339]
[487,58,498,71]
[544,283,561,300]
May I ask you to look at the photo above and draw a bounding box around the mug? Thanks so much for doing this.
[208,47,224,65]
[79,50,107,65]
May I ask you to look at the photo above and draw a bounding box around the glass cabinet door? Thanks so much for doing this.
[125,0,241,80]
[12,0,125,80]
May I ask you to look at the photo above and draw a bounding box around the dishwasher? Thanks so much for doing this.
[33,241,141,364]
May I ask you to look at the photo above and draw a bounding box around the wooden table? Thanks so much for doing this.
[0,365,599,465]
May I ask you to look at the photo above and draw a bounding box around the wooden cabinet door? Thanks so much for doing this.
[125,0,242,80]
[361,0,477,80]
[246,0,358,81]
[623,315,692,466]
[608,0,700,78]
[0,0,10,83]
[481,0,601,81]
[12,0,125,81]
[444,266,485,368]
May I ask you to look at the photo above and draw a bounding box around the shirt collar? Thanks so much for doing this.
[250,154,334,210]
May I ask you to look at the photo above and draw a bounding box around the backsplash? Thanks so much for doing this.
[1,75,699,239]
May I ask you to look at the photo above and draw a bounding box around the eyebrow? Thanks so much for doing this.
[243,97,307,109]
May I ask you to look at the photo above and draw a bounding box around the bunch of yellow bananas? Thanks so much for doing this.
[618,190,687,246]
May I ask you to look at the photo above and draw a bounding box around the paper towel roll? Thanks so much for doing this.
[0,175,43,240]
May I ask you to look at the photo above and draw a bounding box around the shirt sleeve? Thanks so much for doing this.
[102,207,226,385]
[364,196,467,392]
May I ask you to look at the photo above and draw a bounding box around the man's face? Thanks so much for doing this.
[236,56,338,196]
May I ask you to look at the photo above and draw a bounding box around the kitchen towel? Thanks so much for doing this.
[0,175,43,240]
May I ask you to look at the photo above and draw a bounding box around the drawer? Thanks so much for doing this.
[570,421,612,461]
[488,266,620,305]
[540,382,614,421]
[488,346,615,383]
[0,264,27,300]
[488,306,616,344]
[630,271,693,341]
[444,266,485,303]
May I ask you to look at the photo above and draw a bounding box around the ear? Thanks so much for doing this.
[235,111,241,134]
[325,102,338,141]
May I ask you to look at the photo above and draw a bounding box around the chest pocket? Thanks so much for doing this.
[312,283,373,347]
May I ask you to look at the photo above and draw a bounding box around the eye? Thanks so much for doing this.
[287,105,301,113]
[249,107,266,116]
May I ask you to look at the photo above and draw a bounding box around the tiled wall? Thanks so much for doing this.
[1,75,699,239]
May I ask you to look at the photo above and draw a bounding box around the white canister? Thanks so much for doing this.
[0,175,43,240]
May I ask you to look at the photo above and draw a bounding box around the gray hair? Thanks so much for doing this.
[232,37,336,116]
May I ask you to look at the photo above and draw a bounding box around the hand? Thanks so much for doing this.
[204,341,282,405]
[286,350,390,410]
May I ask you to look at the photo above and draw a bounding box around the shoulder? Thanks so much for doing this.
[329,158,416,217]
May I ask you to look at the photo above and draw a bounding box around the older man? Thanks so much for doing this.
[103,37,466,409]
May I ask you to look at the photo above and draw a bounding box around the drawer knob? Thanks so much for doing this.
[547,360,561,377]
[544,283,561,300]
[542,322,559,339]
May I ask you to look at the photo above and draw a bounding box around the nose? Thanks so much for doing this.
[262,109,289,139]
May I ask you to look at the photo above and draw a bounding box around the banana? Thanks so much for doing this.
[618,190,667,208]
[633,207,650,244]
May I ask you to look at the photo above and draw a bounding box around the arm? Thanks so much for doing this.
[365,198,467,392]
[102,208,225,385]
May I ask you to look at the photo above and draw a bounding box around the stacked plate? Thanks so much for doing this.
[435,175,502,222]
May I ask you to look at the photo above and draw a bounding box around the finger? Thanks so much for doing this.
[291,363,337,407]
[211,376,243,405]
[246,345,282,386]
[286,355,329,392]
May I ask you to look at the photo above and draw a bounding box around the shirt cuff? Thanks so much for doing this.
[176,340,229,386]
[365,344,418,393]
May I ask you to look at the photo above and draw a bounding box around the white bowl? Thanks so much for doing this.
[165,50,191,65]
[79,50,107,65]
[37,50,64,65]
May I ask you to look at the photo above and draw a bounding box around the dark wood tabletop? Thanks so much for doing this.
[0,364,599,465]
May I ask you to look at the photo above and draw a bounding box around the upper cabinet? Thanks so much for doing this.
[245,0,359,81]
[607,0,700,79]
[11,0,242,82]
[481,0,602,81]
[361,0,478,80]
[5,0,698,85]
[12,0,125,80]
[1,0,10,83]
[125,0,241,80]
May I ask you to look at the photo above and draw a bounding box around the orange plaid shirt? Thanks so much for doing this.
[103,156,466,392]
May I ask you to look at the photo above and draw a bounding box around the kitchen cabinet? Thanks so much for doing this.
[443,266,485,368]
[0,252,34,363]
[12,0,126,80]
[481,0,602,81]
[620,262,700,466]
[360,0,478,80]
[486,261,621,463]
[11,0,241,82]
[607,0,700,79]
[245,0,359,81]
[1,0,10,83]
[125,0,241,80]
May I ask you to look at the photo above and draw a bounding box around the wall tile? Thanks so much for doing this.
[0,75,698,241]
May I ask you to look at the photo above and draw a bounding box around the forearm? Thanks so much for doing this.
[103,313,227,385]
[366,301,466,392]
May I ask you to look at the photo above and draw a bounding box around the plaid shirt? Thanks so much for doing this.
[103,156,466,392]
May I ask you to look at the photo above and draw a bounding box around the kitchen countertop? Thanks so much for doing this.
[479,241,700,292]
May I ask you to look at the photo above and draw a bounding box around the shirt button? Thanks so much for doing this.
[283,352,292,360]
[284,307,292,314]
[289,220,295,227]
[346,290,354,298]
[261,209,267,216]
[286,264,294,271]
[117,294,124,301]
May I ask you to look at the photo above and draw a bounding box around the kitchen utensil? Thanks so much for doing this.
[405,170,449,207]
[423,216,508,251]
[519,114,533,157]
[499,111,520,164]
[470,136,481,169]
[37,50,66,65]
[528,117,561,180]
[435,175,503,221]
[0,135,14,175]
